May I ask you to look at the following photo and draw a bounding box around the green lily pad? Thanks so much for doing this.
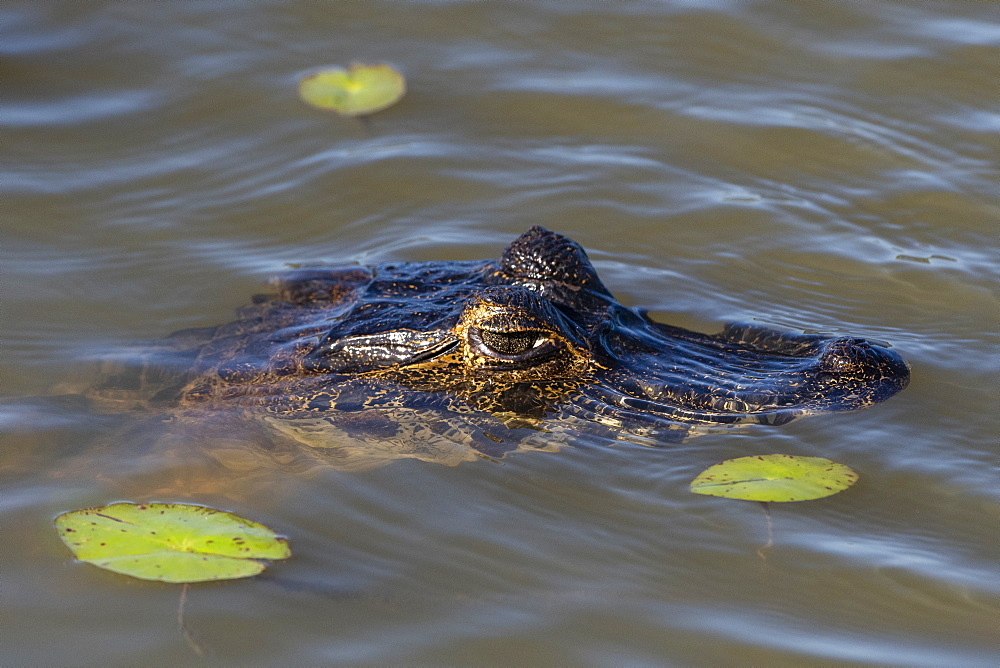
[690,454,858,502]
[298,63,406,116]
[55,502,291,583]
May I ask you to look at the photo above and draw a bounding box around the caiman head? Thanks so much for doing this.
[296,226,908,428]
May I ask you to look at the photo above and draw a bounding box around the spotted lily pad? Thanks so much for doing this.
[298,63,406,116]
[55,502,291,583]
[690,454,858,502]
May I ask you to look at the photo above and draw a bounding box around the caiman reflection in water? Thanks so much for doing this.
[85,227,909,468]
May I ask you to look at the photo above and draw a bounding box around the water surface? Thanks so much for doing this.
[2,1,998,664]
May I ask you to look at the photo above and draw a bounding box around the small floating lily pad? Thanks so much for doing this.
[298,63,406,116]
[690,454,858,502]
[55,502,291,583]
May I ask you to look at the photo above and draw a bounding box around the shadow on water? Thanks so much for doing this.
[2,0,998,664]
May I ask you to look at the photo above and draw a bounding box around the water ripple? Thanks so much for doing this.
[2,0,998,664]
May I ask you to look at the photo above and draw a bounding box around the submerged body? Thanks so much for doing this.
[87,227,908,467]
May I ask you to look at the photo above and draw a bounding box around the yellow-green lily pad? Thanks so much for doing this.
[690,454,858,502]
[55,502,291,583]
[298,63,406,116]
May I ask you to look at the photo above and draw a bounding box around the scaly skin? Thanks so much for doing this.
[86,227,909,465]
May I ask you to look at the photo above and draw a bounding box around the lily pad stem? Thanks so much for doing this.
[756,502,774,561]
[178,583,205,657]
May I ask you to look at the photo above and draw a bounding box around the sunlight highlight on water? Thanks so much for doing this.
[2,0,997,664]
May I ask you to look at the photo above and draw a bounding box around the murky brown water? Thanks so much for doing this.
[2,1,998,664]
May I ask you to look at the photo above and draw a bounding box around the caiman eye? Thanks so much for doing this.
[481,329,543,355]
[468,327,560,362]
